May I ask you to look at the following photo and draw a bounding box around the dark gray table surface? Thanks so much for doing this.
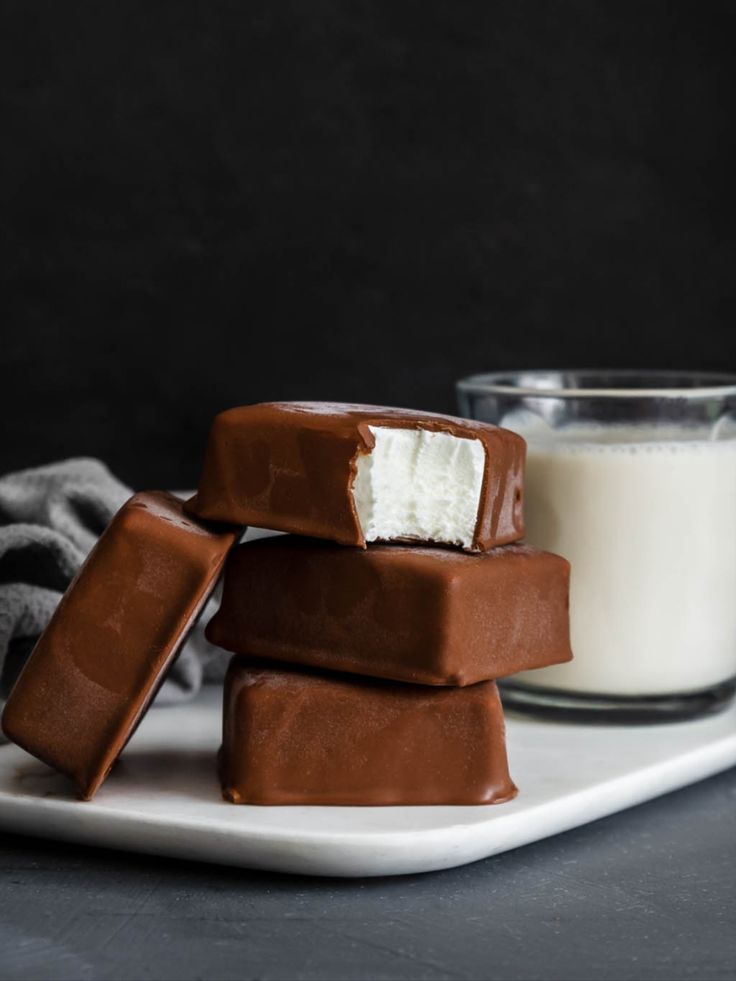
[1,767,734,981]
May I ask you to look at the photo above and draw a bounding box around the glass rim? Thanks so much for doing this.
[456,369,736,400]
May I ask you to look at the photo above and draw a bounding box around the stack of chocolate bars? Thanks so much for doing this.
[189,402,572,806]
[1,401,572,807]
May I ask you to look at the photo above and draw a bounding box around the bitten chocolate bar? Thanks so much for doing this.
[220,657,517,806]
[207,536,572,686]
[187,402,525,551]
[1,492,238,799]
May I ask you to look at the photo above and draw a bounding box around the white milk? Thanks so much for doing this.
[504,418,736,695]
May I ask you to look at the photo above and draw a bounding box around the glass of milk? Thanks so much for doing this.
[457,370,736,721]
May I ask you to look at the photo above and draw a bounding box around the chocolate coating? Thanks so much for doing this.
[187,402,525,550]
[207,537,572,686]
[221,657,517,806]
[1,492,238,799]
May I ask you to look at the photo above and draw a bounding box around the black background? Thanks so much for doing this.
[2,0,734,488]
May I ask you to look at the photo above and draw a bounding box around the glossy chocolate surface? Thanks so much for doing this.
[220,657,517,806]
[187,402,525,550]
[1,492,238,799]
[208,537,572,686]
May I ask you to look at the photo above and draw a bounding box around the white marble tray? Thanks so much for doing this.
[0,687,734,877]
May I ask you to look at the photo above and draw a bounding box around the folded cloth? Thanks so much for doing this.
[0,458,225,731]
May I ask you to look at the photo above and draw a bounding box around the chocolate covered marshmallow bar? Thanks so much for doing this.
[207,536,572,686]
[187,402,525,551]
[2,492,238,799]
[220,657,517,806]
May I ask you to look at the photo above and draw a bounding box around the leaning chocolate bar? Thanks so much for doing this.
[1,492,238,799]
[187,402,525,551]
[220,657,517,806]
[207,536,571,686]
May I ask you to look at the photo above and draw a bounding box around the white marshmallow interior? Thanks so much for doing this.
[352,426,486,548]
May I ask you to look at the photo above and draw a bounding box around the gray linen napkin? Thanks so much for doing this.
[0,458,225,728]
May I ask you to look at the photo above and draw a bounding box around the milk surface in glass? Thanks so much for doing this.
[503,414,736,696]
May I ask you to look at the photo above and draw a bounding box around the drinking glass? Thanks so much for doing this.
[457,370,736,722]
